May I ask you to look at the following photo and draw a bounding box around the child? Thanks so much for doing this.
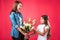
[30,15,50,40]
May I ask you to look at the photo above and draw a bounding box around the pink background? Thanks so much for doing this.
[0,0,60,40]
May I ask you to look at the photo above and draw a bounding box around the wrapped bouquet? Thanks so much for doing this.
[24,18,36,33]
[21,18,36,40]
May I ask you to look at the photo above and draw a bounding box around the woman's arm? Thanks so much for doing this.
[17,27,27,36]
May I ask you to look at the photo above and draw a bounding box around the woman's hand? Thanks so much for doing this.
[24,33,29,39]
[24,33,27,36]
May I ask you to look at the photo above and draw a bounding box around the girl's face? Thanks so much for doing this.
[17,3,22,12]
[40,17,45,24]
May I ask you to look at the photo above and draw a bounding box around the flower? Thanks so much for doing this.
[23,23,32,33]
[32,19,36,26]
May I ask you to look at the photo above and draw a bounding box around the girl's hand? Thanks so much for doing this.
[32,27,36,31]
[30,27,35,31]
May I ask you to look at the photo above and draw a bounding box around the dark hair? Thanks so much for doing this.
[41,15,48,25]
[41,15,50,38]
[12,1,22,12]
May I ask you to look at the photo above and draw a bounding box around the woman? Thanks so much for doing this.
[32,15,50,40]
[10,1,27,40]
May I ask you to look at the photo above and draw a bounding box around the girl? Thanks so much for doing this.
[33,15,50,40]
[10,1,27,40]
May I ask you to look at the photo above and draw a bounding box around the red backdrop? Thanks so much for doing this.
[0,0,60,40]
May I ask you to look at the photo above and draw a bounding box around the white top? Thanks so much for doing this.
[37,24,49,40]
[19,16,23,28]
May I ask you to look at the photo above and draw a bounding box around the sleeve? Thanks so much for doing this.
[10,12,18,28]
[45,25,49,30]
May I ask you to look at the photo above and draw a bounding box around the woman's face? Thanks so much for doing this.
[17,3,22,11]
[40,17,45,24]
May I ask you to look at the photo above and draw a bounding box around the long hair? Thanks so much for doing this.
[41,15,50,38]
[10,1,22,14]
[12,1,22,12]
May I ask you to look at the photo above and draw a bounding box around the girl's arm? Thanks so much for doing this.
[28,29,36,38]
[34,27,49,36]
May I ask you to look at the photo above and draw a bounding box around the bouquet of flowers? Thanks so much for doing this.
[21,18,36,40]
[24,18,36,32]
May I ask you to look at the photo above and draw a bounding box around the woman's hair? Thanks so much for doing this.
[12,1,22,12]
[41,15,50,38]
